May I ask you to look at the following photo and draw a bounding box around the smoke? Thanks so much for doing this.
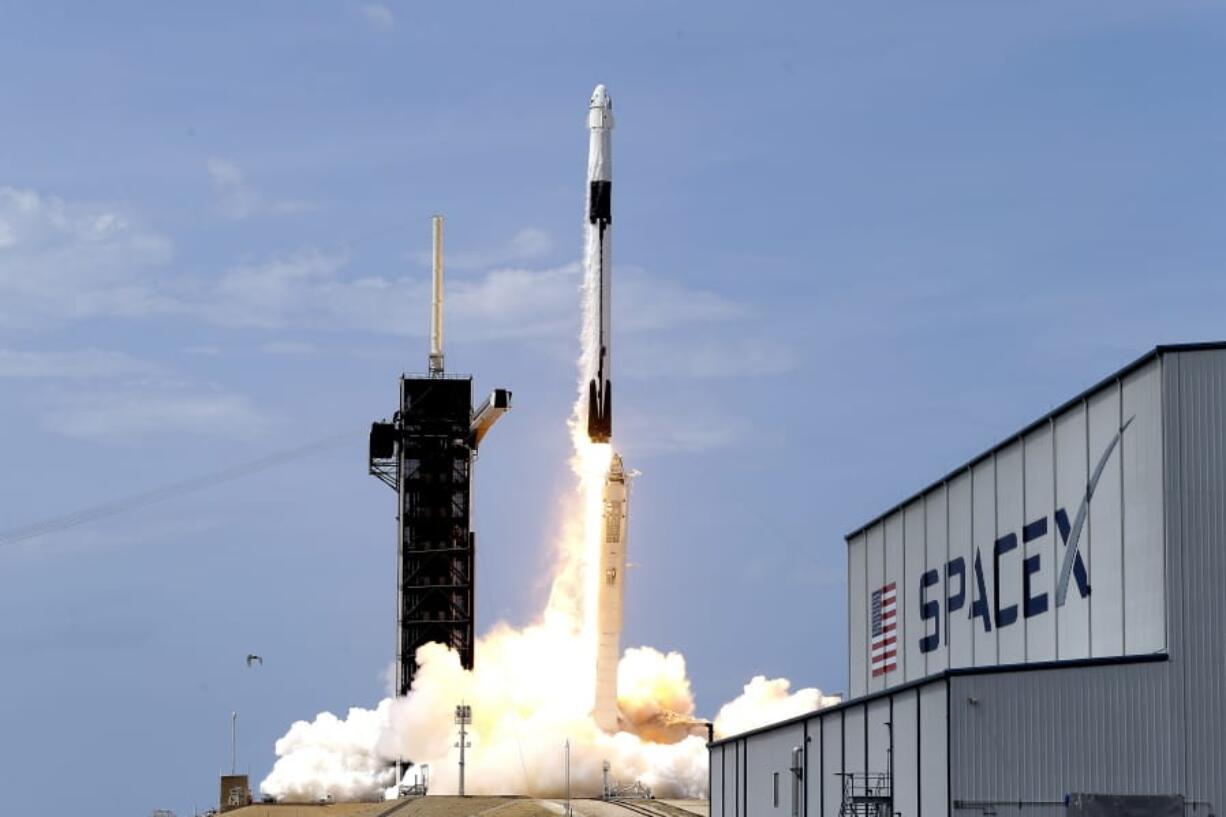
[713,677,842,740]
[259,183,837,804]
[260,639,833,802]
[262,703,398,803]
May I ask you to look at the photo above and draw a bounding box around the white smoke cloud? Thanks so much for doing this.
[264,703,397,803]
[261,637,831,802]
[259,388,831,804]
[713,676,842,739]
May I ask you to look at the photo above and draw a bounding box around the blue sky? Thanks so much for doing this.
[0,2,1222,814]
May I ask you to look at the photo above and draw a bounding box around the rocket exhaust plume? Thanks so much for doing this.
[260,85,839,803]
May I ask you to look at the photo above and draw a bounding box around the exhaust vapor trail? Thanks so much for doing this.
[0,432,356,549]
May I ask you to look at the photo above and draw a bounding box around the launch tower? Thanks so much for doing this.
[369,216,510,696]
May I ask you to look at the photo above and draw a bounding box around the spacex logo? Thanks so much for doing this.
[917,418,1133,653]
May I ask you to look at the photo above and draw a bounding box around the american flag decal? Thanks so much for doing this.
[870,582,898,677]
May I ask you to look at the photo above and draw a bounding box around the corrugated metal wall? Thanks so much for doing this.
[721,678,949,817]
[816,709,843,817]
[711,741,745,817]
[745,724,805,817]
[944,348,1226,813]
[918,682,948,817]
[892,692,920,817]
[1165,349,1226,811]
[948,661,1179,811]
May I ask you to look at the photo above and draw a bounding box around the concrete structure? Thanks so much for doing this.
[711,344,1226,817]
[220,775,252,813]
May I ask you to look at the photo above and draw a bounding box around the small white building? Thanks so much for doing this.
[710,344,1226,817]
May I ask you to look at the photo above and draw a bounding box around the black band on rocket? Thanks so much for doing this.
[588,181,612,224]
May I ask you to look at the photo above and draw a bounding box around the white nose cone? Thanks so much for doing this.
[589,84,614,129]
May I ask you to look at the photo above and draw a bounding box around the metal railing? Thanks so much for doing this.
[837,772,893,817]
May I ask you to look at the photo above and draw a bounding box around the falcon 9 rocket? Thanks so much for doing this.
[585,84,628,734]
[586,83,614,444]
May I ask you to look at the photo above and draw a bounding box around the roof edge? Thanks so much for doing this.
[708,651,1167,747]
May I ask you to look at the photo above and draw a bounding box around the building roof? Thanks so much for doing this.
[708,653,1166,748]
[843,342,1226,542]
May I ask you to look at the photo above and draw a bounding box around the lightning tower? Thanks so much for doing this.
[369,215,511,696]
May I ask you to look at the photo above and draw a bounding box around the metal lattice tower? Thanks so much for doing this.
[368,216,509,697]
[386,376,475,693]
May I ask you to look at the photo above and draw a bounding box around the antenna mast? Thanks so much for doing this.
[428,215,445,376]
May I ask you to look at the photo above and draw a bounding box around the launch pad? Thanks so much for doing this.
[256,86,705,809]
[369,216,510,696]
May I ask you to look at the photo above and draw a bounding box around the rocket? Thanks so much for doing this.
[586,84,614,444]
[594,452,628,733]
[586,84,627,734]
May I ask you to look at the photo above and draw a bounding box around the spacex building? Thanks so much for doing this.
[710,344,1226,817]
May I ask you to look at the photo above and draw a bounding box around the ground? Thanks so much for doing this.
[222,797,709,817]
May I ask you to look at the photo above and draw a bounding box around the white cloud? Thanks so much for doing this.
[0,189,570,338]
[360,4,395,30]
[0,186,175,328]
[445,263,580,339]
[508,227,551,258]
[196,255,743,345]
[438,227,556,271]
[206,157,310,220]
[197,250,581,339]
[0,348,158,379]
[43,386,267,442]
[616,266,743,331]
[206,249,351,329]
[0,184,760,362]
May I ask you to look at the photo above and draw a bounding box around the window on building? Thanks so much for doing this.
[773,772,779,808]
